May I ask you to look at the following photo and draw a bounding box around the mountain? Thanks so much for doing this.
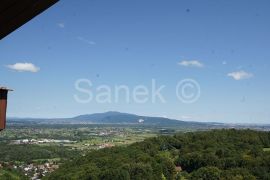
[7,111,210,128]
[72,111,206,127]
[73,111,209,127]
[7,112,270,130]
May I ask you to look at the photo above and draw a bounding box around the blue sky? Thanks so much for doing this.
[1,0,270,123]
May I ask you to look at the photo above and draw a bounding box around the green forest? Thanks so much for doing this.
[47,129,270,180]
[0,143,79,163]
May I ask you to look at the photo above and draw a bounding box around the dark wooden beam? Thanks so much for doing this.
[0,0,59,40]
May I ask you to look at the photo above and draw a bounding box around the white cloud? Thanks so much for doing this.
[180,115,192,119]
[57,23,65,28]
[178,60,204,68]
[227,70,253,80]
[222,61,227,65]
[7,63,40,73]
[77,36,96,45]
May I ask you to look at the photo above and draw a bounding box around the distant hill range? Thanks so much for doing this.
[73,111,205,126]
[7,111,270,130]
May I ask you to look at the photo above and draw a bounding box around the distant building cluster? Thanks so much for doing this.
[0,161,59,180]
[10,139,76,145]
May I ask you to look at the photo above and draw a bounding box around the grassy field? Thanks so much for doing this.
[0,125,167,163]
[0,124,181,179]
[263,148,270,152]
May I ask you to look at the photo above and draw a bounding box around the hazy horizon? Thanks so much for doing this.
[6,110,270,125]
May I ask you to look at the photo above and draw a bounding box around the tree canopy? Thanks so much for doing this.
[47,129,270,179]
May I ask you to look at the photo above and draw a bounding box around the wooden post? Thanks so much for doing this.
[0,88,12,130]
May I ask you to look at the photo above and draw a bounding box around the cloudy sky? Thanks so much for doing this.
[0,0,270,123]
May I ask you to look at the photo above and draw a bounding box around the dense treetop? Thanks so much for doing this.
[47,129,270,180]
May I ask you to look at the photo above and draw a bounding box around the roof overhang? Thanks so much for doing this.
[0,0,59,40]
[0,87,13,91]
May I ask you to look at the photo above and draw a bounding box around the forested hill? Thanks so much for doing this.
[46,129,270,180]
[8,111,214,129]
